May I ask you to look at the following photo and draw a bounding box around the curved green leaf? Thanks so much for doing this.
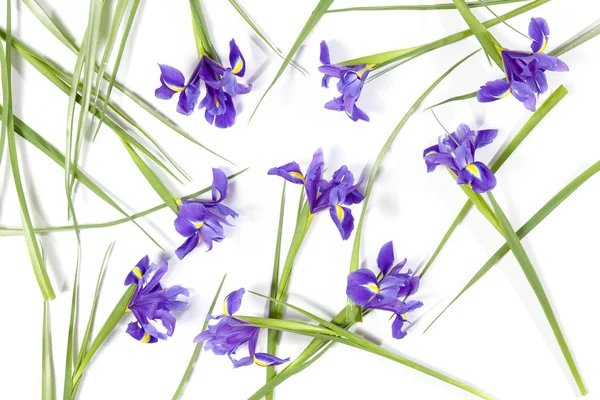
[328,0,529,13]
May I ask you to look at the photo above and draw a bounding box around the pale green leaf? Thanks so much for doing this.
[328,0,529,13]
[42,301,56,400]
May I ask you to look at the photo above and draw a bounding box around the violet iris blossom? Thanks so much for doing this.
[319,41,371,122]
[125,256,189,343]
[174,168,238,259]
[194,288,290,367]
[155,39,251,128]
[346,241,422,339]
[477,18,568,111]
[268,148,364,239]
[423,124,498,193]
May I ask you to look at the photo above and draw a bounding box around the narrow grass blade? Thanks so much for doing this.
[328,0,529,13]
[266,182,287,400]
[22,0,78,52]
[189,0,219,61]
[42,301,56,400]
[227,0,305,75]
[487,192,586,395]
[171,273,227,400]
[121,139,179,213]
[426,160,600,333]
[72,285,136,392]
[0,168,248,235]
[9,110,163,249]
[425,91,477,110]
[63,246,81,400]
[456,173,503,235]
[419,85,567,279]
[251,292,492,399]
[348,50,479,320]
[249,0,334,121]
[241,316,339,338]
[549,20,600,57]
[75,242,114,370]
[454,0,503,67]
[0,10,55,299]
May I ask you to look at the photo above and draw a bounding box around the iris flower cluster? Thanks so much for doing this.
[174,168,238,259]
[346,242,422,339]
[155,39,251,128]
[124,256,189,343]
[194,288,290,368]
[319,41,372,122]
[478,18,568,111]
[423,123,498,193]
[268,148,364,240]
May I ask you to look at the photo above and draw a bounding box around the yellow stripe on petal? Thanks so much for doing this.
[254,356,271,367]
[538,36,547,53]
[141,332,151,343]
[232,58,244,75]
[132,267,143,280]
[214,96,220,107]
[466,164,481,179]
[495,86,511,99]
[289,171,305,182]
[425,151,437,156]
[223,299,230,316]
[365,283,380,293]
[335,205,344,222]
[166,83,185,92]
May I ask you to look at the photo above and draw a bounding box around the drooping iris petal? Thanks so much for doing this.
[529,17,550,53]
[223,288,245,316]
[456,161,497,193]
[126,321,158,343]
[346,269,380,306]
[210,168,229,202]
[155,64,186,100]
[175,203,207,237]
[477,79,511,103]
[534,53,569,72]
[176,70,202,116]
[305,148,325,213]
[175,233,200,260]
[329,204,354,240]
[124,255,149,285]
[511,81,537,111]
[253,353,290,367]
[474,129,498,149]
[391,314,407,339]
[267,162,305,184]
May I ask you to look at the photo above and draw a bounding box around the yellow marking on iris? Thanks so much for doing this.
[254,355,271,367]
[494,86,512,99]
[194,221,205,228]
[166,83,185,93]
[223,299,230,317]
[466,164,481,179]
[141,332,151,343]
[356,64,374,78]
[335,204,344,221]
[175,198,183,206]
[425,151,437,156]
[365,283,380,293]
[537,35,547,53]
[132,267,143,280]
[289,171,305,182]
[232,58,244,75]
[214,96,220,107]
[401,314,407,321]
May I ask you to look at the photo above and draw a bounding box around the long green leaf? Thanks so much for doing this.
[171,273,227,400]
[251,292,491,399]
[328,0,529,12]
[227,0,305,75]
[348,50,479,320]
[419,85,567,279]
[0,168,248,235]
[63,246,81,400]
[266,182,287,400]
[22,0,78,52]
[0,9,55,299]
[189,0,219,61]
[42,301,55,400]
[487,192,586,395]
[426,160,600,332]
[249,0,334,121]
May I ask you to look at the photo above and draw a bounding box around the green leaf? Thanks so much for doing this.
[348,50,479,321]
[249,0,334,121]
[121,139,179,213]
[227,0,305,75]
[63,246,81,400]
[22,0,78,52]
[424,91,477,110]
[549,19,600,57]
[0,168,248,235]
[72,285,135,393]
[0,8,55,299]
[240,316,340,338]
[250,292,492,399]
[189,0,219,61]
[171,273,227,400]
[266,182,287,400]
[487,192,586,395]
[426,160,600,333]
[451,0,503,68]
[455,170,503,235]
[419,85,567,279]
[328,0,529,13]
[42,301,56,400]
[75,242,114,370]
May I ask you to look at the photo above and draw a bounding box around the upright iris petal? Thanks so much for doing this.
[269,149,364,240]
[125,258,189,343]
[423,123,498,194]
[194,289,289,367]
[319,41,371,122]
[476,18,567,111]
[346,241,423,339]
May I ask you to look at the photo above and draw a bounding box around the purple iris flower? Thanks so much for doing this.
[346,241,422,339]
[423,124,498,193]
[154,39,251,128]
[477,18,568,111]
[268,148,364,240]
[194,288,290,368]
[174,168,238,259]
[319,41,371,122]
[124,256,189,343]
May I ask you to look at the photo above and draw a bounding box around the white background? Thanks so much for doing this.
[1,0,599,399]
